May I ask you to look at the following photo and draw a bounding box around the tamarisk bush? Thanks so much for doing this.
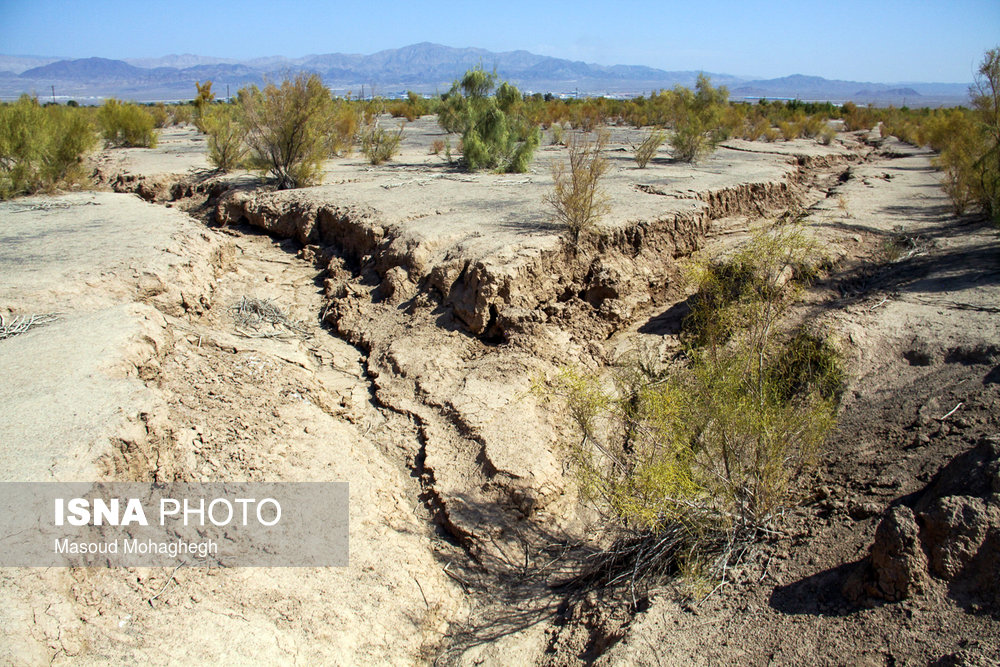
[98,99,158,148]
[237,73,333,189]
[546,130,610,242]
[551,223,841,594]
[0,95,96,199]
[438,66,540,173]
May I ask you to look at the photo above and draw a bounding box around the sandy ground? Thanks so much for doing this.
[1,117,997,664]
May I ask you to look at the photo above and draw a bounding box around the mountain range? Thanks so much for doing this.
[0,42,971,106]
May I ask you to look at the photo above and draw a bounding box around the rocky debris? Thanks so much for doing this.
[845,437,1000,609]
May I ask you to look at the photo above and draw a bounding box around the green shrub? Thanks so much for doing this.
[202,105,247,172]
[552,223,838,590]
[925,48,1000,221]
[0,95,97,199]
[766,326,844,402]
[361,121,404,165]
[670,119,715,162]
[668,75,728,163]
[237,73,333,189]
[634,129,666,168]
[545,130,610,242]
[438,66,540,173]
[969,46,1000,222]
[98,99,158,148]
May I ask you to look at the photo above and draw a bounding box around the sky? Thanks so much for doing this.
[1,0,998,83]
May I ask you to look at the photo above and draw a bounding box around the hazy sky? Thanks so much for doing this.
[1,0,997,82]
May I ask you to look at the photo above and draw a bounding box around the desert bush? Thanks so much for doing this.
[202,105,248,172]
[150,103,169,129]
[193,80,215,130]
[545,130,610,242]
[800,115,825,138]
[634,129,666,168]
[743,116,769,141]
[437,66,540,173]
[572,101,603,132]
[237,73,333,189]
[361,121,404,165]
[326,99,361,157]
[170,104,194,126]
[550,122,565,146]
[969,46,1000,221]
[0,95,96,199]
[552,223,837,592]
[97,98,158,148]
[668,75,728,163]
[388,91,429,121]
[670,119,715,161]
[429,138,446,155]
[817,126,836,145]
[778,121,801,141]
[924,49,1000,219]
[766,326,844,402]
[841,101,875,132]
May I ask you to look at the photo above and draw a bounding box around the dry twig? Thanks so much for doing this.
[0,312,60,340]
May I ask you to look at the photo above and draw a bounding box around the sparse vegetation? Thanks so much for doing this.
[634,129,666,168]
[237,73,333,189]
[0,95,96,199]
[97,98,158,148]
[438,66,540,173]
[546,130,610,242]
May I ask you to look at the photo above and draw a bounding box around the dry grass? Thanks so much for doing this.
[229,296,306,338]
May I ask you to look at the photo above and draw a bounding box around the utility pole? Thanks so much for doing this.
[51,85,56,104]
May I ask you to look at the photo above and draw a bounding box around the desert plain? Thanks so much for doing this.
[1,115,999,665]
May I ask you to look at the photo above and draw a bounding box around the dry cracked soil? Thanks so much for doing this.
[1,117,998,665]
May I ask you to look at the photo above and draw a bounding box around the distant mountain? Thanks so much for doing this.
[854,87,920,98]
[21,57,149,82]
[733,73,960,104]
[124,54,240,69]
[0,43,972,105]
